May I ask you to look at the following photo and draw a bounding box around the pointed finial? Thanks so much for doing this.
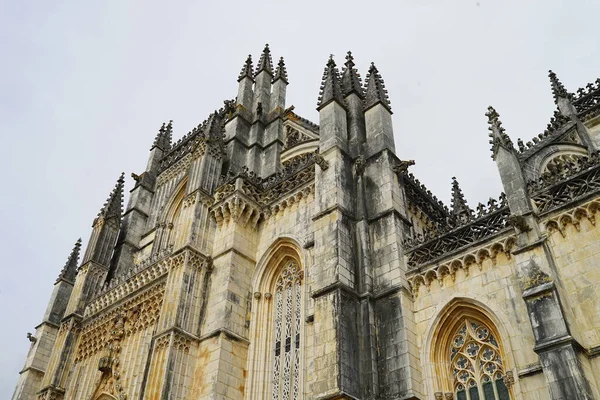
[238,54,254,82]
[548,70,571,103]
[273,57,288,83]
[317,55,345,110]
[450,177,473,222]
[96,173,125,222]
[56,238,82,283]
[152,120,173,151]
[341,51,364,98]
[486,106,514,159]
[364,62,392,112]
[255,44,273,76]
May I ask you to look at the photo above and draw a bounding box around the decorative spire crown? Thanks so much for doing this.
[255,44,273,76]
[97,173,125,221]
[238,54,254,82]
[364,62,392,113]
[317,55,345,110]
[341,51,364,98]
[450,177,473,221]
[56,238,82,283]
[152,120,173,151]
[486,106,514,158]
[273,57,288,83]
[548,70,571,103]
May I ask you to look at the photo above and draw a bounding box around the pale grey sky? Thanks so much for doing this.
[1,0,598,396]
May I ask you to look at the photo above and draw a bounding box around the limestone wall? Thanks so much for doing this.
[411,240,545,399]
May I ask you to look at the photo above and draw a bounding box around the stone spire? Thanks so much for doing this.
[255,44,273,76]
[364,62,392,113]
[486,106,514,160]
[548,70,571,103]
[450,177,473,222]
[317,55,345,110]
[273,57,288,83]
[238,54,254,82]
[341,51,364,98]
[96,173,125,223]
[55,239,82,284]
[152,120,172,151]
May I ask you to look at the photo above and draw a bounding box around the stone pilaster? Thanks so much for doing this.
[312,56,361,399]
[143,247,212,399]
[489,106,594,399]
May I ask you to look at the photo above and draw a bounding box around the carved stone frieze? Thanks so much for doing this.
[211,193,267,229]
[543,197,600,237]
[407,235,516,296]
[156,153,192,188]
[284,126,312,149]
[85,257,171,318]
[76,283,165,362]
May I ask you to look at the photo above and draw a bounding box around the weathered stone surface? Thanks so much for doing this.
[12,49,600,400]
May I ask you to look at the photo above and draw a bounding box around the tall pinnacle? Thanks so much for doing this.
[364,62,392,113]
[273,57,288,83]
[152,120,173,151]
[548,70,571,103]
[238,54,254,82]
[341,51,364,98]
[56,238,82,283]
[97,173,125,221]
[316,55,345,110]
[450,177,472,221]
[486,106,514,159]
[255,44,274,76]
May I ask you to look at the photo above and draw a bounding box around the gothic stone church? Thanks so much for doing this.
[12,45,600,400]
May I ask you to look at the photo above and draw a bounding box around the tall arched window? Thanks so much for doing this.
[450,318,510,400]
[428,300,514,400]
[271,262,303,400]
[247,239,305,400]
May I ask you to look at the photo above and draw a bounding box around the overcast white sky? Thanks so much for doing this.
[1,0,598,396]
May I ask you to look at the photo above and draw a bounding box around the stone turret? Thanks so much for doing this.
[66,173,124,315]
[487,106,532,219]
[111,122,170,279]
[237,55,254,111]
[11,240,82,400]
[548,70,596,152]
[488,105,593,399]
[262,54,287,177]
[341,51,366,156]
[363,62,395,157]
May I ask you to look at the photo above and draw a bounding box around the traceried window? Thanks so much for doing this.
[271,262,303,400]
[450,319,511,400]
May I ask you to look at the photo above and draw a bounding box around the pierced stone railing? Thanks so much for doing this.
[405,206,511,268]
[529,152,600,214]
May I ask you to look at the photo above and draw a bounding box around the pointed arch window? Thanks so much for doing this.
[450,319,511,400]
[271,262,303,400]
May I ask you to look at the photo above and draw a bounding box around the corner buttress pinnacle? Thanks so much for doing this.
[238,54,254,82]
[273,57,288,83]
[364,62,392,113]
[341,51,364,98]
[317,55,346,111]
[255,44,273,76]
[450,177,473,222]
[56,238,82,284]
[96,173,125,223]
[486,106,514,159]
[152,120,173,151]
[548,70,572,103]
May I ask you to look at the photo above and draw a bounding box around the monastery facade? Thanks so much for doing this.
[11,45,600,400]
